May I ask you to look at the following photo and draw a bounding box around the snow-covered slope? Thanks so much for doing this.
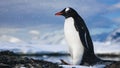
[0,41,119,54]
[0,28,65,45]
[0,27,120,68]
[106,28,120,44]
[0,27,120,54]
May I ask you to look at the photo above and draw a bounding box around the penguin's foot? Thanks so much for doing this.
[60,59,71,65]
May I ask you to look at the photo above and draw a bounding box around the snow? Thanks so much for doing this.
[0,40,119,55]
[0,28,120,54]
[0,42,68,53]
[29,30,40,35]
[60,64,105,68]
[0,28,119,55]
[0,35,24,43]
[0,28,120,68]
[106,28,120,44]
[60,65,90,68]
[94,41,120,54]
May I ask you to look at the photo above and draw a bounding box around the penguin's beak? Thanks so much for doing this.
[55,12,63,16]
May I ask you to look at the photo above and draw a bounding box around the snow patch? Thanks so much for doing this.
[60,64,105,68]
[106,28,120,44]
[29,30,40,35]
[0,35,24,43]
[94,41,120,54]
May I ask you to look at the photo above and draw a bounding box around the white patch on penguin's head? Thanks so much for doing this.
[65,7,70,12]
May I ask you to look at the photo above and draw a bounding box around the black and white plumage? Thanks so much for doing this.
[55,7,114,65]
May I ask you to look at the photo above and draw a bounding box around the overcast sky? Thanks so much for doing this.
[0,0,120,29]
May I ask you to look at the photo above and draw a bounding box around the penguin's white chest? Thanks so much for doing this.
[64,17,84,65]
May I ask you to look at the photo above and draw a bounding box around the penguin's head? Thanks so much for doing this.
[55,7,78,18]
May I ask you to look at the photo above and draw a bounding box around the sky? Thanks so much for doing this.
[0,0,120,43]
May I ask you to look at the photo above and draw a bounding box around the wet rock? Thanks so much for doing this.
[105,61,120,68]
[0,63,11,68]
[0,50,62,68]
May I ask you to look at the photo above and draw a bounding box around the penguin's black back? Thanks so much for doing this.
[72,14,101,65]
[73,15,94,51]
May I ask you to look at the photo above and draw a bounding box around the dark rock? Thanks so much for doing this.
[0,50,62,68]
[0,63,11,68]
[105,61,120,68]
[0,50,19,56]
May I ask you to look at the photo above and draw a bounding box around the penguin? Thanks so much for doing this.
[55,7,102,65]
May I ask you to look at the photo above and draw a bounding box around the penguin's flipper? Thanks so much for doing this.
[74,22,89,49]
[78,31,89,49]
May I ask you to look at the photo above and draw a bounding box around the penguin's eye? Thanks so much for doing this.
[65,8,70,12]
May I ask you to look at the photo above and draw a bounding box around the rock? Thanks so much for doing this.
[0,50,61,68]
[105,61,120,68]
[0,63,11,68]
